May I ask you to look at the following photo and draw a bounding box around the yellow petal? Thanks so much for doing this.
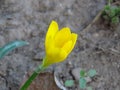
[43,20,78,68]
[54,27,71,47]
[43,48,67,67]
[71,33,78,50]
[62,40,73,54]
[45,21,58,49]
[47,48,67,64]
[46,41,59,58]
[56,49,67,62]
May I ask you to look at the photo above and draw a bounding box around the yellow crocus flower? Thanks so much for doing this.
[42,20,78,67]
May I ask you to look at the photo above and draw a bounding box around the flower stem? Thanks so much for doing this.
[20,65,45,90]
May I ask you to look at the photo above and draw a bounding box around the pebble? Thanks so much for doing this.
[72,67,91,83]
[85,77,91,83]
[31,30,40,37]
[71,67,82,81]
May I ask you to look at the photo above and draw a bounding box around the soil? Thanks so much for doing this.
[0,0,120,90]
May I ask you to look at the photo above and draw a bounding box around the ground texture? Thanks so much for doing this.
[0,0,120,90]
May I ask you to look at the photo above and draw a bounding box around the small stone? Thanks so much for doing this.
[85,77,91,83]
[66,61,73,68]
[93,33,99,37]
[31,31,40,37]
[71,67,82,81]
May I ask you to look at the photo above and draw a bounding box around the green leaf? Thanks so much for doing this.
[64,80,74,87]
[111,16,119,24]
[87,69,97,77]
[79,77,86,89]
[0,40,29,59]
[87,86,92,90]
[109,9,116,18]
[115,7,120,15]
[80,70,86,77]
[104,5,116,18]
[104,5,111,11]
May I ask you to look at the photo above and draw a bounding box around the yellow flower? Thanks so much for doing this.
[42,20,78,67]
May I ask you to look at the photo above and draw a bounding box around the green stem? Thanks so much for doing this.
[20,65,45,90]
